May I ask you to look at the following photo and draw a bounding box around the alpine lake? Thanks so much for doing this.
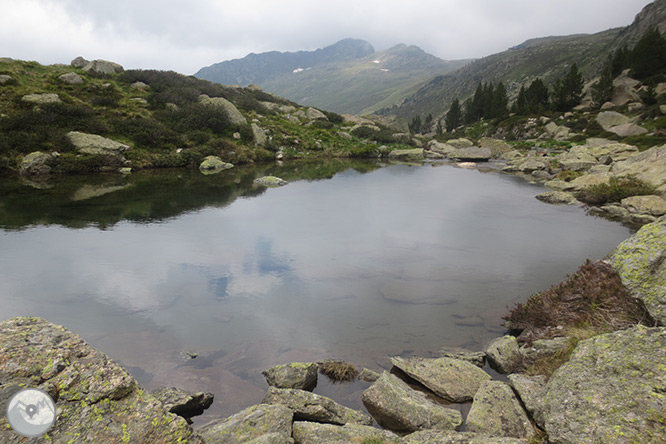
[0,158,633,424]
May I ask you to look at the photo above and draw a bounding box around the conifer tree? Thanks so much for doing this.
[630,28,666,79]
[552,64,584,112]
[445,98,462,131]
[591,65,614,108]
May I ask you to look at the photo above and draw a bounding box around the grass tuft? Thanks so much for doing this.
[318,360,359,383]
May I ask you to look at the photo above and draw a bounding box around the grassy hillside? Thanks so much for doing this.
[0,59,416,176]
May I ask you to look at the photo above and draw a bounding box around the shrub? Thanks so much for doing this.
[318,360,359,383]
[111,117,182,149]
[350,125,378,139]
[575,176,656,205]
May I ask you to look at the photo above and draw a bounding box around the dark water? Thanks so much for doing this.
[0,160,632,423]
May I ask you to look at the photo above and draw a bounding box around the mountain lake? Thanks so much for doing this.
[0,159,633,423]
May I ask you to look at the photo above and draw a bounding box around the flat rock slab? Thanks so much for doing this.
[466,381,534,440]
[66,131,130,155]
[391,356,491,402]
[22,93,61,104]
[535,191,580,205]
[262,362,318,391]
[0,317,203,443]
[292,421,398,444]
[262,386,373,426]
[612,144,666,189]
[200,404,294,444]
[608,216,666,323]
[537,326,666,444]
[401,430,526,444]
[361,372,462,433]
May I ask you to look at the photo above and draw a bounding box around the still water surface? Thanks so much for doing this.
[0,160,632,422]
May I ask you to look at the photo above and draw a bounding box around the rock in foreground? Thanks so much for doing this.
[536,326,666,444]
[200,404,294,444]
[262,362,318,391]
[0,317,203,443]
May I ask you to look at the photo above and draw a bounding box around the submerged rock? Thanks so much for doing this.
[292,421,397,444]
[262,362,318,391]
[608,216,666,323]
[390,356,491,402]
[536,326,666,444]
[200,404,293,444]
[361,372,463,433]
[262,386,373,426]
[466,381,534,440]
[0,317,203,443]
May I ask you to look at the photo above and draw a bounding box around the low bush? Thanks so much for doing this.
[575,176,656,205]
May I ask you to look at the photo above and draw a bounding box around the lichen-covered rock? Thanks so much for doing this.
[292,421,398,444]
[358,367,380,382]
[608,216,666,323]
[484,335,521,374]
[200,404,294,444]
[305,107,328,121]
[557,150,597,171]
[0,317,203,443]
[199,156,234,174]
[568,172,611,191]
[361,372,463,433]
[585,142,638,162]
[199,95,248,126]
[612,145,666,189]
[466,381,534,440]
[401,430,525,444]
[390,356,491,402]
[261,387,373,426]
[608,123,648,137]
[59,72,84,85]
[21,93,61,104]
[66,131,130,156]
[388,148,425,162]
[621,195,666,217]
[544,179,574,192]
[447,138,474,149]
[427,141,457,157]
[509,157,548,174]
[19,151,56,176]
[518,337,570,363]
[438,347,486,367]
[478,137,513,158]
[535,191,580,205]
[536,326,666,444]
[254,176,288,187]
[151,386,214,421]
[262,362,318,391]
[252,123,267,146]
[596,110,631,130]
[450,147,492,162]
[82,59,124,75]
[506,374,546,424]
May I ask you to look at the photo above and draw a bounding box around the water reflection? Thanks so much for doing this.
[0,160,633,422]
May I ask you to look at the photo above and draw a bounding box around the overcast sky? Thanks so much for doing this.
[0,0,653,75]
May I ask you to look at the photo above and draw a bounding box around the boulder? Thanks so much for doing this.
[254,176,288,187]
[506,374,546,423]
[0,74,15,85]
[71,56,89,68]
[621,195,666,216]
[447,138,474,149]
[401,430,525,444]
[599,204,631,220]
[358,368,380,382]
[337,131,352,141]
[544,122,571,140]
[535,191,580,205]
[450,147,492,162]
[0,317,203,443]
[585,142,639,162]
[82,59,124,75]
[251,123,267,147]
[19,151,56,176]
[262,362,317,391]
[612,73,641,106]
[607,123,648,137]
[466,381,534,440]
[200,404,293,444]
[484,335,521,374]
[66,131,130,156]
[596,111,631,131]
[544,179,574,192]
[569,172,611,191]
[390,356,491,402]
[199,95,247,126]
[59,72,84,85]
[536,326,666,444]
[557,150,597,172]
[21,93,61,104]
[305,107,328,121]
[198,156,234,174]
[512,157,548,174]
[151,387,214,421]
[388,148,425,162]
[261,387,373,426]
[608,216,666,323]
[131,81,149,90]
[612,145,666,189]
[361,372,463,432]
[292,421,398,444]
[518,337,570,363]
[478,137,513,158]
[439,346,486,367]
[427,141,457,157]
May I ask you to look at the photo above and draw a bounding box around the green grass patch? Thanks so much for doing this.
[576,176,656,205]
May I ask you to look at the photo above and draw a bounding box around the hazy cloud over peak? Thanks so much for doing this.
[0,0,653,74]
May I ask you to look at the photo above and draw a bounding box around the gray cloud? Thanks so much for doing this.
[0,0,653,74]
